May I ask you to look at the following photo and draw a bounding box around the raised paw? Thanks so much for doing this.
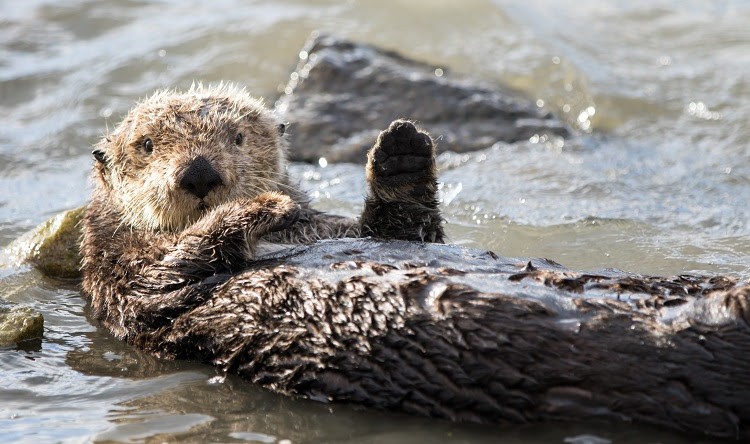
[360,120,445,242]
[367,120,436,188]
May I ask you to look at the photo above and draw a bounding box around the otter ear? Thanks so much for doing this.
[277,122,287,136]
[92,149,107,165]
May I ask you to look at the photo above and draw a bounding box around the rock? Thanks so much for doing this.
[3,206,85,279]
[0,304,44,346]
[274,33,570,163]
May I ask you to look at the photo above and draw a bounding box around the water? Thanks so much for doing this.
[1,0,748,442]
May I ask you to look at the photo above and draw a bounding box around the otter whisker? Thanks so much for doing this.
[253,176,289,188]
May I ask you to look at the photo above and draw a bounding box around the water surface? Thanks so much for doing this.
[1,0,749,442]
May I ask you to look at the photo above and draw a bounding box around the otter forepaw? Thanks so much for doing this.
[360,120,445,243]
[250,192,301,233]
[367,120,436,189]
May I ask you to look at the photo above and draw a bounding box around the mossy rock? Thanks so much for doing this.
[4,206,85,279]
[0,305,44,346]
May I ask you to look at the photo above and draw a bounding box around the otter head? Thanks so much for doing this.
[92,83,288,232]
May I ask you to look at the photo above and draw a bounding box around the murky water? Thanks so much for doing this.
[1,0,748,442]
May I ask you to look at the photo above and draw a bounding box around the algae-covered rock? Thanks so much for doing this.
[0,305,44,346]
[4,206,85,279]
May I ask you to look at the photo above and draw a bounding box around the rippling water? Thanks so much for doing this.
[1,0,749,442]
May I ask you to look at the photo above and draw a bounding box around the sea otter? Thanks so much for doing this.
[81,82,443,339]
[79,84,750,439]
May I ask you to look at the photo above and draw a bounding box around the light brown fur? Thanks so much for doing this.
[95,83,289,232]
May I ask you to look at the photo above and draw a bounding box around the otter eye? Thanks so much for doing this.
[277,123,286,135]
[143,138,154,153]
[235,133,243,146]
[92,149,106,164]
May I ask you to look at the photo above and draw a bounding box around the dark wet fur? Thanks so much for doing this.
[82,227,750,439]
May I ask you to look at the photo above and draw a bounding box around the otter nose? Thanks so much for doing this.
[179,156,223,199]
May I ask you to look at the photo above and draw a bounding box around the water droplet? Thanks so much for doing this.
[207,375,226,384]
[158,49,166,57]
[434,68,443,77]
[299,50,308,60]
[284,86,293,95]
[318,157,328,168]
[552,56,560,64]
[290,72,299,81]
[99,108,112,118]
[562,104,571,113]
[536,99,544,107]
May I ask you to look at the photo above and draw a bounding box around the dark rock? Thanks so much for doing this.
[274,34,570,163]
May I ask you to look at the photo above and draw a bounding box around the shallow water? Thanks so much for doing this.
[1,0,748,442]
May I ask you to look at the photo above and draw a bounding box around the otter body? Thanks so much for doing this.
[81,85,750,439]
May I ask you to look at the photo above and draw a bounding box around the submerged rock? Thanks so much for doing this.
[0,304,44,346]
[275,33,570,163]
[3,206,85,279]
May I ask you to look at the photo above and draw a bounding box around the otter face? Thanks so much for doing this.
[93,84,287,232]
